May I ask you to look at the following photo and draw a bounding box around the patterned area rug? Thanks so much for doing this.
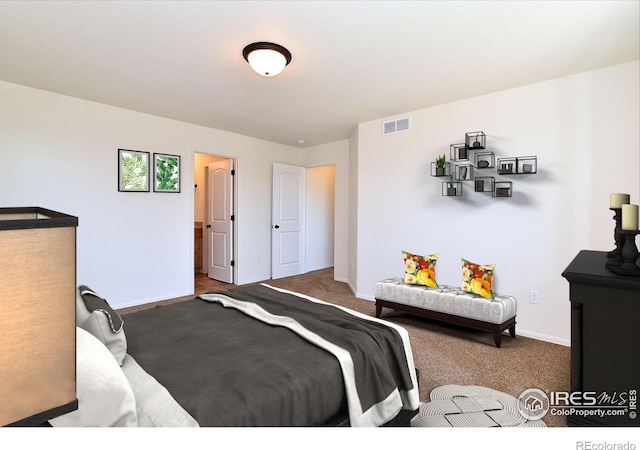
[411,385,547,427]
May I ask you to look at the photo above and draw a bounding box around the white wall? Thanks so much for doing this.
[306,165,335,272]
[353,61,640,345]
[0,81,304,308]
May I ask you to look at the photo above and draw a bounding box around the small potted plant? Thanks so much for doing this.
[447,175,457,196]
[435,154,446,176]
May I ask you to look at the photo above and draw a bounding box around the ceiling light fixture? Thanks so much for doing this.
[242,42,292,78]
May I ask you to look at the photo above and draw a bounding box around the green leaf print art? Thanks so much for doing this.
[153,153,181,193]
[118,149,150,192]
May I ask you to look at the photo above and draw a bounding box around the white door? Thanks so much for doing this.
[272,163,306,279]
[206,159,234,283]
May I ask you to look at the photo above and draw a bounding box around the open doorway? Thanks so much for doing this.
[305,164,335,273]
[194,152,237,292]
[271,163,335,279]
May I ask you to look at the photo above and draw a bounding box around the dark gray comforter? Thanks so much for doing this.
[124,284,418,426]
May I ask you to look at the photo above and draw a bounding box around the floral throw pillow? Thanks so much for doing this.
[461,258,495,299]
[403,251,438,288]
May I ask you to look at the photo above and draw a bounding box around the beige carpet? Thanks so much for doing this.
[119,267,571,427]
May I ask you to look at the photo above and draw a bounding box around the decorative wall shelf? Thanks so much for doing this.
[493,181,513,197]
[431,131,537,199]
[465,131,486,150]
[474,176,495,193]
[430,161,452,177]
[442,181,462,197]
[497,156,537,174]
[454,164,474,181]
[474,151,495,169]
[450,143,469,161]
[497,158,516,174]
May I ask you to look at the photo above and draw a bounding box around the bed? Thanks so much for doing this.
[51,283,420,427]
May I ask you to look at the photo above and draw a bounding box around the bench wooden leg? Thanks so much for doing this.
[494,325,516,348]
[375,304,382,318]
[493,332,502,348]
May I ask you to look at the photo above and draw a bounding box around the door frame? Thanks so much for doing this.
[193,152,238,286]
[205,158,235,283]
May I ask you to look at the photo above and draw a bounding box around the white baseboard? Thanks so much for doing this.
[516,329,570,347]
[306,264,333,272]
[115,290,192,310]
[238,276,270,285]
[356,292,375,302]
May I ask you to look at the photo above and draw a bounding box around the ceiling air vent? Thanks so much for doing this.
[383,117,411,135]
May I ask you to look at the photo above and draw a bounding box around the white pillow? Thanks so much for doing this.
[81,311,127,366]
[50,327,138,427]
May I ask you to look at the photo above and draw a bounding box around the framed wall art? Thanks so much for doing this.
[153,153,181,193]
[118,149,150,192]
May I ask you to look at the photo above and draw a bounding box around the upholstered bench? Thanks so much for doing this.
[374,278,517,348]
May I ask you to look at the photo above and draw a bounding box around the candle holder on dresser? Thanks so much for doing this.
[605,207,624,269]
[610,230,640,276]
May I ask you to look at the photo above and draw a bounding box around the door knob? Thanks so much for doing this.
[274,225,280,229]
[206,224,211,229]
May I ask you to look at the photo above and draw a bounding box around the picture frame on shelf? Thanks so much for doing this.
[118,149,150,192]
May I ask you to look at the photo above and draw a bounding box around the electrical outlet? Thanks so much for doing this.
[529,290,540,304]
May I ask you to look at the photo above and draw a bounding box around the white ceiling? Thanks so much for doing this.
[1,1,638,147]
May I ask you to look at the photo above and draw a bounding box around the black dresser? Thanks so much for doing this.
[562,250,640,426]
